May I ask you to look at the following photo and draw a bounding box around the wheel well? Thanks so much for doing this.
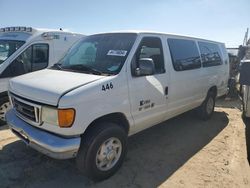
[82,113,130,137]
[208,86,217,98]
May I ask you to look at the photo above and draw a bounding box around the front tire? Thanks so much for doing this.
[0,96,11,126]
[198,91,215,120]
[76,122,127,181]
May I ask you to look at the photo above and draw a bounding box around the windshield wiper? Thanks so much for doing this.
[62,64,103,75]
[50,63,62,70]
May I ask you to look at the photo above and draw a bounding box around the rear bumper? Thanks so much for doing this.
[6,109,81,159]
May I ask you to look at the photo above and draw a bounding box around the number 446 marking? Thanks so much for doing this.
[102,82,113,91]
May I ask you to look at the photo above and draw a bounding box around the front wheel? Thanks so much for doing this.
[0,96,11,126]
[76,122,127,181]
[197,91,215,120]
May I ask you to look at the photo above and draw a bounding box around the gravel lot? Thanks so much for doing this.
[0,98,250,188]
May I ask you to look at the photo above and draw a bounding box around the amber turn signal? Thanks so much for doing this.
[58,109,75,128]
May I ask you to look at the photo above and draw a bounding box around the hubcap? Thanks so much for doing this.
[206,97,214,114]
[96,137,122,171]
[0,101,11,122]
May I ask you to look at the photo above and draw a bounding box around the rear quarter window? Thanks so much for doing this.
[198,41,223,67]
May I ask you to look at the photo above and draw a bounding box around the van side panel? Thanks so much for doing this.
[165,37,204,118]
[198,42,229,98]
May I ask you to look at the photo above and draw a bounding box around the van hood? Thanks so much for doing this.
[9,69,104,106]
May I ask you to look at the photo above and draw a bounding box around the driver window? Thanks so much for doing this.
[136,37,165,74]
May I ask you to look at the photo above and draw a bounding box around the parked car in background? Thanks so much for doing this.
[0,27,84,125]
[6,31,229,180]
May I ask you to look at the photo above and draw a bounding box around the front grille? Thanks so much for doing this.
[11,95,41,125]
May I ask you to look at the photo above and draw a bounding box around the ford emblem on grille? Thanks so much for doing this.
[16,104,23,112]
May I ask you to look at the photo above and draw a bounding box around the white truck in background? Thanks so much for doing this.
[0,27,84,125]
[6,31,229,180]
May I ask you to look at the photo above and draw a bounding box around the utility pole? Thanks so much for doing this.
[243,28,249,46]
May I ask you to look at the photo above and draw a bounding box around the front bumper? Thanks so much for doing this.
[6,109,81,159]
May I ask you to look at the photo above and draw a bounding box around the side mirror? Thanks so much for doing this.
[134,58,155,76]
[239,62,250,85]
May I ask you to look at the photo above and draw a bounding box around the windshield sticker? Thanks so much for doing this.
[107,50,127,57]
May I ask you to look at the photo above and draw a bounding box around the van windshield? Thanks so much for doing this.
[54,33,137,75]
[0,40,25,65]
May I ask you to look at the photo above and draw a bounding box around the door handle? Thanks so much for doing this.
[165,86,168,95]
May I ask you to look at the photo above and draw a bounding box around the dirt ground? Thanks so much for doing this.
[0,98,250,188]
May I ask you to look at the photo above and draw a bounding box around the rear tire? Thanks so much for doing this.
[76,122,127,181]
[197,91,215,120]
[0,96,11,126]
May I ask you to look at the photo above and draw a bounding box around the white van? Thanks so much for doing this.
[6,31,229,180]
[0,27,84,125]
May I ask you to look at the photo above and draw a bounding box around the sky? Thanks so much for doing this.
[0,0,249,48]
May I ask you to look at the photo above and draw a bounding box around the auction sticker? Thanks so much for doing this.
[107,50,127,56]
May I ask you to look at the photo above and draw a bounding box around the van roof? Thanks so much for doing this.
[34,28,83,35]
[92,30,224,44]
[0,26,83,36]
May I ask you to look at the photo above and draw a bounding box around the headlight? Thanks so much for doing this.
[41,106,59,125]
[41,106,75,128]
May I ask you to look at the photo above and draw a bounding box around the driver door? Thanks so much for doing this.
[128,36,169,133]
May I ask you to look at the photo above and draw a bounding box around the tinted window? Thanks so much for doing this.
[0,43,49,78]
[168,38,201,71]
[198,41,222,67]
[32,44,49,71]
[136,37,165,74]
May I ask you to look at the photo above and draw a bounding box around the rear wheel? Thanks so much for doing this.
[76,122,127,181]
[0,96,11,126]
[198,91,215,120]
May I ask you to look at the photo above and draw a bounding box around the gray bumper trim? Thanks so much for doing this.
[6,109,81,159]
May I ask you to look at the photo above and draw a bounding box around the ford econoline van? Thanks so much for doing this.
[6,31,229,180]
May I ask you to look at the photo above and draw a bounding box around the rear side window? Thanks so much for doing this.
[167,38,201,71]
[198,42,222,67]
